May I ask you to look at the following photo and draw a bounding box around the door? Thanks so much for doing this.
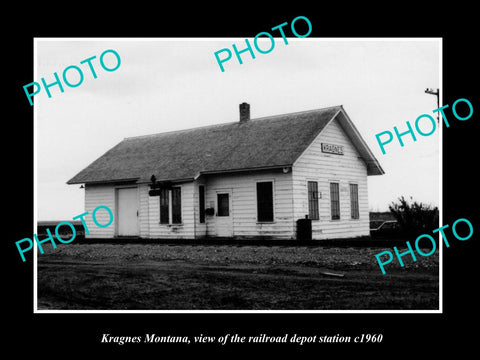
[215,190,233,237]
[117,187,139,236]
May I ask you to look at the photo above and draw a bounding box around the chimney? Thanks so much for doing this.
[239,102,250,122]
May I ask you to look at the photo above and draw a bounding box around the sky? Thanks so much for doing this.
[35,38,440,220]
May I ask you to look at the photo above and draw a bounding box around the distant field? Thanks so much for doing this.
[37,243,439,310]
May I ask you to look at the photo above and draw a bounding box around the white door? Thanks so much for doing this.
[215,190,233,237]
[117,187,139,236]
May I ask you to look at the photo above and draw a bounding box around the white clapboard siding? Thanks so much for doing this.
[84,184,116,238]
[293,117,370,240]
[146,182,195,239]
[204,171,294,239]
[138,184,150,238]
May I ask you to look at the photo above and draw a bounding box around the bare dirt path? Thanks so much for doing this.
[36,244,439,310]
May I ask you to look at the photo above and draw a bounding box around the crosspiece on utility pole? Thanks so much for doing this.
[425,88,440,122]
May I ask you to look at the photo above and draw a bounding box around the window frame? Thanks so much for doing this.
[216,193,230,217]
[330,182,340,221]
[256,180,275,223]
[199,185,205,224]
[159,186,182,225]
[159,188,170,224]
[350,183,359,220]
[307,181,319,220]
[171,186,182,224]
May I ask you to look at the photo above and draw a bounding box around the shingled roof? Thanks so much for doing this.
[67,105,383,185]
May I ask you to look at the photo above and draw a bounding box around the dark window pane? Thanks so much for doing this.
[257,182,273,222]
[350,184,359,219]
[172,187,182,224]
[199,185,205,223]
[217,193,229,216]
[160,188,169,224]
[308,181,319,220]
[330,182,340,220]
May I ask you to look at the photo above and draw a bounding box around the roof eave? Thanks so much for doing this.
[195,164,293,179]
[336,109,385,176]
[137,176,195,184]
[66,177,140,185]
[366,161,385,176]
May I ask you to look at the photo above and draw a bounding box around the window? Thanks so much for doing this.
[350,184,359,219]
[159,187,182,224]
[307,181,319,220]
[257,181,274,222]
[217,193,229,216]
[330,182,340,220]
[199,185,205,223]
[172,187,182,224]
[160,188,169,224]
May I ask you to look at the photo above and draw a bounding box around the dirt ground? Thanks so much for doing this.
[36,243,439,310]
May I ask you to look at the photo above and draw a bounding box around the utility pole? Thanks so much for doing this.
[425,88,439,122]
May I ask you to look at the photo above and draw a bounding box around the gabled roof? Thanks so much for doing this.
[67,105,383,185]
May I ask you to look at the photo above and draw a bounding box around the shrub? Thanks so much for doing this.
[388,196,439,236]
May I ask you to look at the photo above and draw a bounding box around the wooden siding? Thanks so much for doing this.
[85,182,196,239]
[292,117,370,239]
[144,182,195,239]
[83,116,371,241]
[84,184,116,238]
[204,171,294,239]
[138,184,150,237]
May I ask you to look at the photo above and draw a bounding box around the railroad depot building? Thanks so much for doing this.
[67,103,384,240]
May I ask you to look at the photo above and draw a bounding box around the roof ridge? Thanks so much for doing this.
[251,104,342,121]
[124,105,343,140]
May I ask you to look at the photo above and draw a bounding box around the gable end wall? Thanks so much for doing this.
[292,117,370,239]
